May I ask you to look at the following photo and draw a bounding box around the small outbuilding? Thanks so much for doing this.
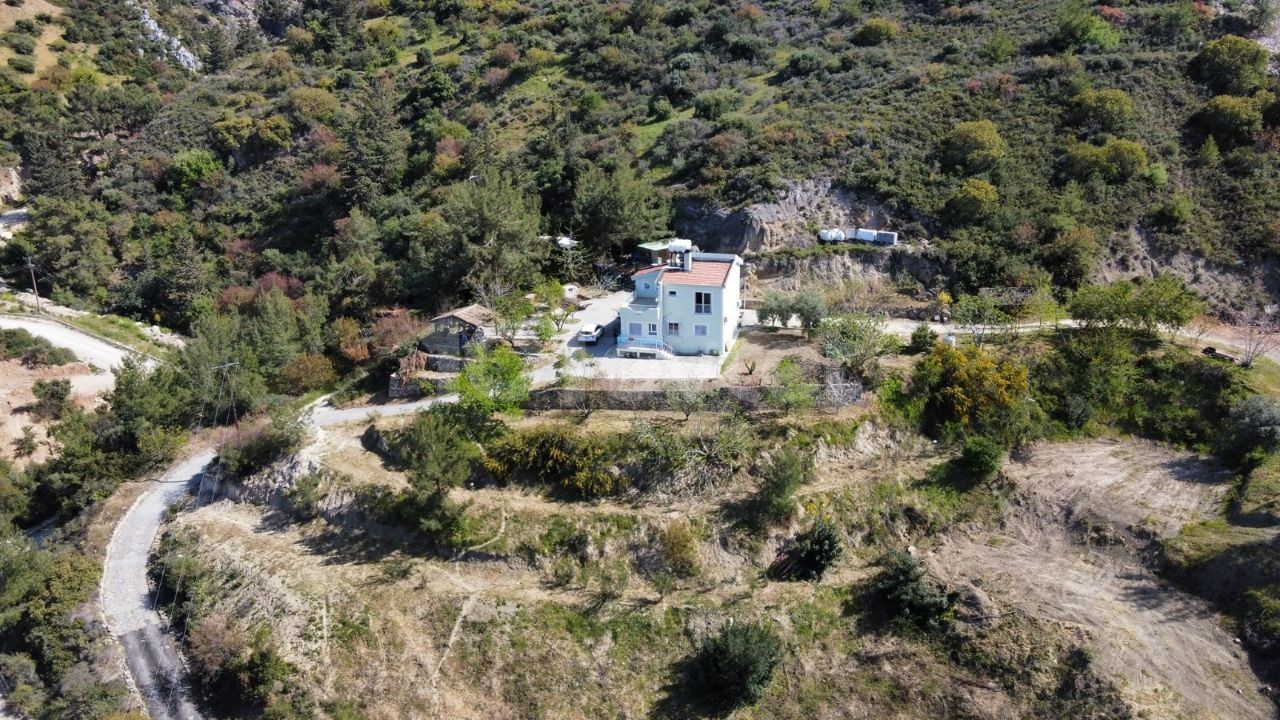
[421,304,495,354]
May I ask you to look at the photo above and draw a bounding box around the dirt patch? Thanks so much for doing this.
[0,358,109,466]
[723,327,823,381]
[928,439,1272,720]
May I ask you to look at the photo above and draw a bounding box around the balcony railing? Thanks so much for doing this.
[618,336,673,355]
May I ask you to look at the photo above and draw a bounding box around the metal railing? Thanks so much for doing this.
[617,336,673,355]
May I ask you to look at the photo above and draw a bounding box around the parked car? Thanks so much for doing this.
[578,323,603,345]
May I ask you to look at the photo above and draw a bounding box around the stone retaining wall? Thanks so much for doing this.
[523,382,862,412]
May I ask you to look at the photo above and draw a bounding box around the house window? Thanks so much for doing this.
[648,323,658,336]
[628,322,642,336]
[695,292,712,315]
[694,324,708,337]
[667,322,680,336]
[642,282,651,290]
[667,289,677,297]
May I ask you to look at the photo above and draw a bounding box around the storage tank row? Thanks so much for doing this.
[817,227,898,246]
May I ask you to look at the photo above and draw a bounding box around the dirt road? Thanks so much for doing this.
[928,440,1273,719]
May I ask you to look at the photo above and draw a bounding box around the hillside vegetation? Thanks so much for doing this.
[3,0,1280,327]
[7,1,1280,718]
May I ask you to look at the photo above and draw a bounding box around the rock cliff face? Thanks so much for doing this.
[0,166,21,206]
[196,0,259,21]
[1099,228,1280,318]
[750,247,943,291]
[674,177,917,255]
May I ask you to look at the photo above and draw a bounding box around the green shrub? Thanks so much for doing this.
[31,379,70,421]
[649,95,674,120]
[1155,192,1193,228]
[483,424,624,497]
[692,88,740,120]
[869,549,954,632]
[692,622,781,709]
[286,470,326,520]
[1064,138,1148,182]
[659,521,700,577]
[908,323,938,353]
[957,435,1004,482]
[782,516,844,580]
[853,18,898,46]
[5,33,35,56]
[0,329,76,366]
[941,119,1006,173]
[219,410,305,478]
[165,149,222,192]
[1191,34,1269,95]
[946,177,1000,223]
[1073,88,1134,132]
[1197,94,1266,149]
[6,57,33,74]
[752,445,814,527]
[1057,7,1121,51]
[979,31,1016,63]
[785,49,828,77]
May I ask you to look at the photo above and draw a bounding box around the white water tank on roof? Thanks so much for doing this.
[830,228,846,242]
[818,229,833,242]
[668,238,693,253]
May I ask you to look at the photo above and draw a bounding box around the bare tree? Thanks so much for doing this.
[1184,315,1213,349]
[1236,312,1279,368]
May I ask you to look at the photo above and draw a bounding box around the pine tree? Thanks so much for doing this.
[341,79,409,207]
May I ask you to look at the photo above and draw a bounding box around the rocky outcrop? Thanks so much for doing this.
[674,177,919,255]
[1099,228,1280,318]
[196,0,260,21]
[0,166,22,206]
[128,0,200,70]
[749,246,944,292]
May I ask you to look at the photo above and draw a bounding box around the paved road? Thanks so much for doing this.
[101,452,213,720]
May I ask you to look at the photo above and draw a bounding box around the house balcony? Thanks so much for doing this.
[617,336,672,358]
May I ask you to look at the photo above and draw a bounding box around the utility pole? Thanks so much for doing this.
[25,256,41,314]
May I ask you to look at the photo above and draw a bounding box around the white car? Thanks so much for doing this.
[577,324,603,345]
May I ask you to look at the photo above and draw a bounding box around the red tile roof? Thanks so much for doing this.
[662,259,734,287]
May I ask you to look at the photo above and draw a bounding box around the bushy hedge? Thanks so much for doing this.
[483,424,624,498]
[0,329,75,366]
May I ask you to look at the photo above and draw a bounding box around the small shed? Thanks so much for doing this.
[637,240,673,265]
[421,304,495,354]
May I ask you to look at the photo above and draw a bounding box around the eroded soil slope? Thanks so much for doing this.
[928,439,1272,720]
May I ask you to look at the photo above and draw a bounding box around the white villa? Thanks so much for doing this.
[618,240,743,358]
